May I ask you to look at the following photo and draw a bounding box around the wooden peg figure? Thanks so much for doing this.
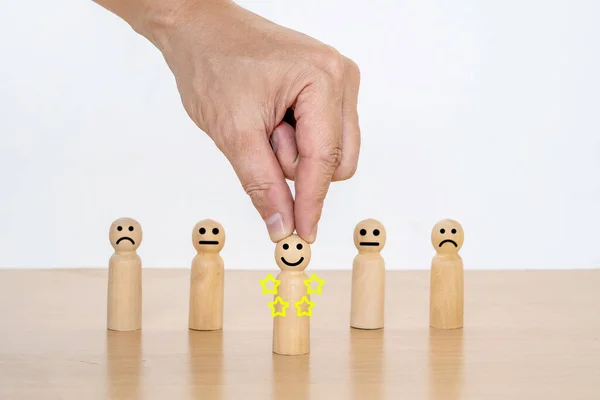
[273,234,311,356]
[189,219,226,331]
[107,217,143,331]
[350,219,386,330]
[429,219,464,329]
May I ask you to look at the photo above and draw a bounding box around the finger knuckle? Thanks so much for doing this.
[317,145,343,171]
[317,46,344,86]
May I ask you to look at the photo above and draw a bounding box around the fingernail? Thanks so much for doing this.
[308,224,318,243]
[265,213,287,241]
[269,132,278,152]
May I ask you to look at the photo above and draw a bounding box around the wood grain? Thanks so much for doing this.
[0,269,599,399]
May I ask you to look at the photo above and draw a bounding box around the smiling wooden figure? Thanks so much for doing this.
[351,219,386,330]
[107,217,143,331]
[273,234,311,356]
[189,219,225,331]
[429,219,464,330]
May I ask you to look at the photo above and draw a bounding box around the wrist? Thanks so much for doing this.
[135,0,231,53]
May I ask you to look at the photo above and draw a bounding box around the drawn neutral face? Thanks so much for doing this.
[275,234,311,271]
[431,219,464,254]
[353,219,386,253]
[109,217,142,251]
[193,219,225,253]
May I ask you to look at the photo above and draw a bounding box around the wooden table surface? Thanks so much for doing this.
[0,269,598,399]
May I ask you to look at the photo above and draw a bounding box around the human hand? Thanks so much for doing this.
[99,0,361,243]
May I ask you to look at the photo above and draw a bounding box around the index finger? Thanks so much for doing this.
[293,77,344,243]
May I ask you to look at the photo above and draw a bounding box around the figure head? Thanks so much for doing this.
[193,219,225,253]
[275,234,311,271]
[353,219,386,253]
[431,219,464,254]
[109,217,142,252]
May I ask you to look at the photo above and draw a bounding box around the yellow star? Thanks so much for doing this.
[304,274,325,294]
[295,296,315,317]
[269,296,289,317]
[260,273,281,295]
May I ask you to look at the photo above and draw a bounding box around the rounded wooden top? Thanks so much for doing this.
[353,219,386,253]
[431,219,464,254]
[274,234,311,271]
[193,219,225,253]
[109,217,142,252]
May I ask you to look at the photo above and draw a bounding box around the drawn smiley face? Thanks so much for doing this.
[275,234,311,271]
[431,219,464,254]
[109,217,142,251]
[353,219,386,253]
[193,219,225,253]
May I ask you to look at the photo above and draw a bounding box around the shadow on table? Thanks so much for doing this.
[106,329,142,400]
[427,328,464,400]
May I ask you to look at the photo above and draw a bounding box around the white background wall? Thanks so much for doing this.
[0,0,599,270]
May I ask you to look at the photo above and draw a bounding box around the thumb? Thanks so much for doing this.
[221,131,295,242]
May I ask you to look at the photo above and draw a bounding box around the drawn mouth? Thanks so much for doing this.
[199,241,219,245]
[281,257,304,267]
[439,239,458,247]
[359,242,380,246]
[116,237,135,245]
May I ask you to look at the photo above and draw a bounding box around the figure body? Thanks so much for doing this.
[350,219,386,330]
[429,219,464,330]
[107,217,143,331]
[273,270,309,355]
[189,219,225,331]
[272,234,311,356]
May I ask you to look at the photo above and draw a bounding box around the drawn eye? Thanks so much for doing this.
[128,226,134,231]
[283,243,289,250]
[296,243,303,250]
[212,228,219,235]
[199,228,206,234]
[440,228,445,234]
[373,229,380,236]
[117,226,122,231]
[451,228,457,234]
[359,229,367,236]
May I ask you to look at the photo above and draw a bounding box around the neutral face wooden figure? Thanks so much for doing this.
[429,219,464,330]
[107,217,143,331]
[273,234,311,356]
[189,219,225,331]
[351,219,386,330]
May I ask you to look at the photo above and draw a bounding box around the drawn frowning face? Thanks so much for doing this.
[431,219,464,254]
[109,217,142,251]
